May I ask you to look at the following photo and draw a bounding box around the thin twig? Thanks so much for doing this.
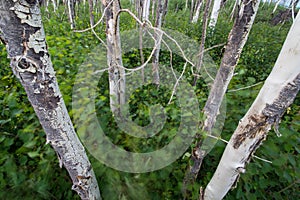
[227,81,263,92]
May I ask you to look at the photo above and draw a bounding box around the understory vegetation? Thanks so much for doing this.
[0,1,299,199]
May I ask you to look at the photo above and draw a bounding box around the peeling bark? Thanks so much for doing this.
[204,12,300,200]
[186,0,260,190]
[0,1,100,199]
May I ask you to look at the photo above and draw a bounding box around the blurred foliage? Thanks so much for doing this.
[0,1,299,200]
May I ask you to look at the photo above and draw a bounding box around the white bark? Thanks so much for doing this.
[142,0,150,21]
[103,0,125,114]
[191,0,203,23]
[51,0,57,12]
[152,0,167,85]
[187,0,260,189]
[272,0,281,14]
[209,0,222,28]
[67,0,76,29]
[0,1,101,199]
[204,13,300,200]
[185,0,189,10]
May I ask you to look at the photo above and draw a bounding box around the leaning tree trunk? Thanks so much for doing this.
[186,0,260,187]
[102,0,125,114]
[0,1,100,199]
[204,12,300,200]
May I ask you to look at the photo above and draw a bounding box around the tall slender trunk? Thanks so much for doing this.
[52,0,57,12]
[103,0,125,114]
[209,0,222,29]
[67,0,76,29]
[138,0,145,82]
[0,1,100,199]
[192,0,212,86]
[186,0,260,190]
[152,0,168,85]
[142,0,150,21]
[152,0,156,20]
[204,13,300,199]
[88,0,95,26]
[190,0,195,21]
[191,0,203,23]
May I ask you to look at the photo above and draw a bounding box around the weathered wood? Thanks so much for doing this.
[204,13,300,199]
[185,0,260,192]
[0,1,100,199]
[102,0,125,114]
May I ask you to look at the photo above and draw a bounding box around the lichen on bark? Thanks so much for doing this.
[0,1,101,199]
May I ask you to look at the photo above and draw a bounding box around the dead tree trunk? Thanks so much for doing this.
[185,0,260,190]
[102,0,125,114]
[0,1,100,199]
[204,13,300,199]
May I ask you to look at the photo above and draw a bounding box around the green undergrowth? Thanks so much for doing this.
[0,1,299,200]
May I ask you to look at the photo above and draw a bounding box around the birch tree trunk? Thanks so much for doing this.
[142,0,150,21]
[0,1,100,199]
[189,0,195,21]
[187,0,260,186]
[191,0,203,23]
[67,0,76,29]
[152,0,167,85]
[102,0,125,114]
[204,13,300,200]
[209,0,222,29]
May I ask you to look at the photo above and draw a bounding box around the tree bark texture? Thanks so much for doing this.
[204,13,300,199]
[188,0,260,185]
[102,0,125,114]
[0,1,101,199]
[152,0,168,85]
